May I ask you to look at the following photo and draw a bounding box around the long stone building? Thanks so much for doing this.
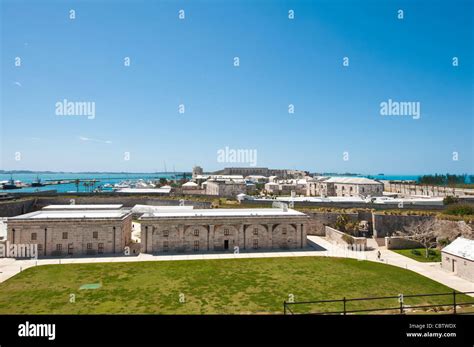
[139,207,309,253]
[307,177,384,197]
[6,206,132,257]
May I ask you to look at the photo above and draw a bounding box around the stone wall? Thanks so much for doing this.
[0,196,212,217]
[384,182,474,197]
[0,199,36,217]
[7,215,133,257]
[372,214,474,241]
[304,211,359,236]
[140,216,308,253]
[441,253,474,282]
[384,236,423,250]
[325,226,367,249]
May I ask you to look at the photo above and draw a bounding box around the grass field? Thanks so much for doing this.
[393,248,442,262]
[0,257,470,314]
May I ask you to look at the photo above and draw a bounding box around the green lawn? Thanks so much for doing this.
[393,248,442,263]
[0,257,468,314]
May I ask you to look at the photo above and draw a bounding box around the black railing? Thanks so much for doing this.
[283,291,474,315]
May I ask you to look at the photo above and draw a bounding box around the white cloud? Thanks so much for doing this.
[78,136,112,144]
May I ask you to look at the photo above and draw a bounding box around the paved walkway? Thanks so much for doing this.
[0,236,472,296]
[307,236,474,296]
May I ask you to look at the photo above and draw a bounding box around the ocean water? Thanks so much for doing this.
[1,172,427,194]
[0,173,188,193]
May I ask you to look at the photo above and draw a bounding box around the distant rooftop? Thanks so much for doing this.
[42,204,123,210]
[442,237,474,261]
[323,177,382,184]
[9,209,131,220]
[115,188,171,194]
[140,208,307,219]
[131,205,194,213]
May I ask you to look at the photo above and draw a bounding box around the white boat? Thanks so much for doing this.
[113,181,131,189]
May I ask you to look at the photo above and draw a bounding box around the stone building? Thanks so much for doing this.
[441,237,474,282]
[205,179,247,197]
[6,206,132,257]
[212,167,308,179]
[139,207,309,253]
[192,166,203,178]
[264,179,308,196]
[307,177,384,197]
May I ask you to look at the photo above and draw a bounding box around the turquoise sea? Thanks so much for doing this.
[0,172,188,193]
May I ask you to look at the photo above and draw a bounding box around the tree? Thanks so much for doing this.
[159,178,168,186]
[395,219,438,259]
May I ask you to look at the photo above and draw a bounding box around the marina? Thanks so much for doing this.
[0,173,189,193]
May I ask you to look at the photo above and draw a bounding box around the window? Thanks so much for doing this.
[31,233,37,241]
[253,228,258,235]
[163,241,169,251]
[98,243,104,254]
[193,240,199,251]
[93,231,98,239]
[62,232,68,239]
[68,243,73,255]
[252,239,259,249]
[282,227,287,235]
[56,244,62,251]
[163,230,169,237]
[193,229,199,236]
[224,228,230,235]
[87,243,93,250]
[37,244,43,252]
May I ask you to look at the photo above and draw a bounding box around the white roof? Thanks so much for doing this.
[42,204,123,210]
[194,175,244,180]
[323,177,382,185]
[131,205,194,213]
[182,181,198,187]
[442,237,474,261]
[140,208,307,219]
[9,210,131,220]
[115,188,171,194]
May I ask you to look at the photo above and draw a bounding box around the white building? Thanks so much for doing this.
[441,237,474,282]
[307,177,384,197]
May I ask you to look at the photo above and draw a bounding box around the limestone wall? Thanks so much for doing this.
[325,226,367,249]
[441,253,474,282]
[384,236,423,249]
[0,199,36,217]
[304,211,358,236]
[140,216,308,253]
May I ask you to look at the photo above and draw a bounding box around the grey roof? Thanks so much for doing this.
[442,237,474,261]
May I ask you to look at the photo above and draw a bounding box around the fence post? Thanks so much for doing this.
[284,301,286,315]
[453,291,456,314]
[343,297,346,315]
[398,294,404,314]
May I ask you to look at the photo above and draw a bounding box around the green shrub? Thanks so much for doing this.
[411,249,421,256]
[443,196,459,205]
[444,204,474,216]
[341,234,354,244]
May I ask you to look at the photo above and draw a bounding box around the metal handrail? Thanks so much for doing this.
[283,291,474,315]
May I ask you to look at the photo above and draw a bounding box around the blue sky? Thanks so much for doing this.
[1,0,473,173]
